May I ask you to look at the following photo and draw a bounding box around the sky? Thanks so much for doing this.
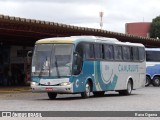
[0,0,160,33]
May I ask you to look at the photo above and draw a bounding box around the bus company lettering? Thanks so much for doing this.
[118,64,139,72]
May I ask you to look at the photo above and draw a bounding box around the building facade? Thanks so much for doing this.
[125,22,151,37]
[0,45,32,86]
[0,15,159,86]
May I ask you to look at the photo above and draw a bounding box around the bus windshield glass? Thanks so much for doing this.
[146,51,160,62]
[32,44,73,77]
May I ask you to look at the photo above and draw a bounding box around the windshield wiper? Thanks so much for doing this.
[55,56,60,78]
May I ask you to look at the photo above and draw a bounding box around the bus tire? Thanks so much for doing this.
[93,91,105,97]
[119,80,132,95]
[145,76,151,87]
[152,76,160,87]
[48,92,57,99]
[81,81,91,98]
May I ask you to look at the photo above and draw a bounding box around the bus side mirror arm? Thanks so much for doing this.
[27,51,33,57]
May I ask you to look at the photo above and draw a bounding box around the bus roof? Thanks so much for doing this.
[35,36,118,44]
[35,36,144,47]
[145,48,160,51]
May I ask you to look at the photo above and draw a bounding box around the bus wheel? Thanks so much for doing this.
[48,92,57,100]
[93,91,105,97]
[145,76,151,87]
[152,76,160,87]
[81,82,91,98]
[119,80,132,95]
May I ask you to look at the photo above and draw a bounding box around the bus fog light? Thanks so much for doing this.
[60,82,71,86]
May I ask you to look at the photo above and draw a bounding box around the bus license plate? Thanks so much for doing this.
[45,88,53,91]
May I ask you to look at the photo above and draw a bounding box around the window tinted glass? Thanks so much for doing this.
[104,44,114,60]
[146,51,160,61]
[131,47,139,61]
[139,47,145,61]
[114,46,122,60]
[94,44,103,59]
[85,43,94,59]
[76,43,84,59]
[123,46,130,61]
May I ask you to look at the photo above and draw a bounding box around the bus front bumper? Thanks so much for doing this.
[31,82,73,93]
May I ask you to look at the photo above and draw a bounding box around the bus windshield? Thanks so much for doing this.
[32,44,73,77]
[146,51,160,62]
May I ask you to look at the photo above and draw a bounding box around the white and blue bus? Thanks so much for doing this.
[31,36,146,99]
[146,48,160,87]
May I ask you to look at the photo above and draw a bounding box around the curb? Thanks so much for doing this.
[0,87,31,93]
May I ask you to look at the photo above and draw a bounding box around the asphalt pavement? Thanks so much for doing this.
[0,86,160,120]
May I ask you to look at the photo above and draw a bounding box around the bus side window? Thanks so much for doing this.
[94,44,103,59]
[104,44,114,60]
[75,43,84,60]
[139,47,145,61]
[146,51,150,61]
[74,43,84,75]
[146,50,160,62]
[84,43,94,59]
[122,46,131,61]
[131,47,139,61]
[114,46,122,60]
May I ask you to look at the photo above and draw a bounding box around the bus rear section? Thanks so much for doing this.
[145,48,160,87]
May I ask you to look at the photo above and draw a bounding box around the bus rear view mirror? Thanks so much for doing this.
[74,52,78,57]
[27,51,33,57]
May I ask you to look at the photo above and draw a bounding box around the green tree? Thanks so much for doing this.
[150,16,160,39]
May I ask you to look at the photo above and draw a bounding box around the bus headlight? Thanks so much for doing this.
[60,82,71,86]
[31,82,38,87]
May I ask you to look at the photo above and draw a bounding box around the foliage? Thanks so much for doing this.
[150,16,160,39]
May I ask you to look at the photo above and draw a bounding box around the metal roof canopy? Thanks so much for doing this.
[0,14,160,47]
